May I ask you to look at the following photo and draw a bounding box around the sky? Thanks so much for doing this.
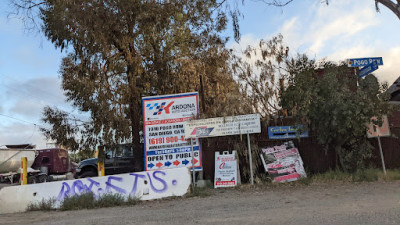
[0,0,399,149]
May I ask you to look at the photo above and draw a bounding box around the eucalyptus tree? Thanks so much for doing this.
[11,0,246,162]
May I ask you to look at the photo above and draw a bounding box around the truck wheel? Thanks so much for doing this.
[38,174,48,183]
[80,170,97,178]
[28,176,37,184]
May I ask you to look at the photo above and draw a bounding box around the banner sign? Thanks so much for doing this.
[185,114,261,138]
[347,57,383,67]
[260,142,306,183]
[142,92,202,171]
[268,125,308,139]
[214,151,238,188]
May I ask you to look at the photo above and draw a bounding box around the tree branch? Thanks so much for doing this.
[376,0,400,20]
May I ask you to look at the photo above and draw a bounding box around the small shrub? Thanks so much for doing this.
[60,192,95,211]
[94,193,125,208]
[189,186,211,197]
[27,198,56,211]
[126,195,140,206]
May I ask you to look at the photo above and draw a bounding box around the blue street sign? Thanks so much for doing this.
[359,61,379,78]
[268,125,309,140]
[347,57,383,67]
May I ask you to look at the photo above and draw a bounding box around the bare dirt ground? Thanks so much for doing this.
[1,181,400,225]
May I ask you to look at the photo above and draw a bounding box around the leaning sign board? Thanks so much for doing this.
[347,57,383,67]
[142,92,202,171]
[185,114,261,138]
[214,151,239,188]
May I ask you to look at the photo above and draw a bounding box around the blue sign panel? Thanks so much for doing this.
[347,57,383,67]
[268,125,309,140]
[359,61,379,78]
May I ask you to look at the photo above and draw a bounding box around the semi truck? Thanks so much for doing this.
[0,147,75,184]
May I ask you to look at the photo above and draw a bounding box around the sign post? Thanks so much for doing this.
[367,115,390,175]
[247,133,254,185]
[377,136,386,175]
[190,138,195,190]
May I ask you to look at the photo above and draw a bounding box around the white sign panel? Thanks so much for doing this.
[142,92,202,171]
[185,114,261,138]
[214,151,238,188]
[0,168,191,214]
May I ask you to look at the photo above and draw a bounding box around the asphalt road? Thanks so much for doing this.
[0,181,399,225]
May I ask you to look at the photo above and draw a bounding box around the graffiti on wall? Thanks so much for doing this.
[0,167,191,214]
[57,171,179,201]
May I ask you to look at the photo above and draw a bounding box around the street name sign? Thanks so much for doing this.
[359,61,379,78]
[347,57,383,67]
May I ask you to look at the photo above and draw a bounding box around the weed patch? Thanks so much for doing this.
[189,186,212,198]
[26,198,56,211]
[59,192,141,211]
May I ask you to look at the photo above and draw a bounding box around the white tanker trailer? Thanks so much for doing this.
[0,147,75,184]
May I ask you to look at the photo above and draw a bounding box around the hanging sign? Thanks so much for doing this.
[214,151,238,188]
[142,92,202,171]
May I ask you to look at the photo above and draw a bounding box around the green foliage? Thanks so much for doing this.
[281,60,393,172]
[60,192,96,211]
[311,169,400,182]
[26,198,56,211]
[10,0,248,159]
[189,186,212,197]
[59,192,140,211]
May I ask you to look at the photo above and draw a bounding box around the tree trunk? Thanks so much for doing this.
[335,145,347,172]
[127,60,144,171]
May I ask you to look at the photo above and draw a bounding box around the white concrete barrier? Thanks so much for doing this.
[0,167,191,214]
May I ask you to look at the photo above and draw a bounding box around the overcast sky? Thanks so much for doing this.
[0,0,399,149]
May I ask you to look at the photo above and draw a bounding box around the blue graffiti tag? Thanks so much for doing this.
[129,173,146,195]
[57,171,171,201]
[105,176,126,194]
[148,171,167,193]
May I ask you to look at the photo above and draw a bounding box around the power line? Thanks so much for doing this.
[0,113,44,128]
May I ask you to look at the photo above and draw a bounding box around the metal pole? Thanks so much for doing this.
[377,136,387,175]
[21,157,27,185]
[247,133,254,185]
[190,138,196,190]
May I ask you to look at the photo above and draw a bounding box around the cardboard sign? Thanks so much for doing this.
[260,142,306,183]
[214,151,238,188]
[142,92,202,171]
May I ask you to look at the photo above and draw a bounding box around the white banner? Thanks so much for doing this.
[214,151,238,188]
[142,92,202,171]
[185,114,261,138]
